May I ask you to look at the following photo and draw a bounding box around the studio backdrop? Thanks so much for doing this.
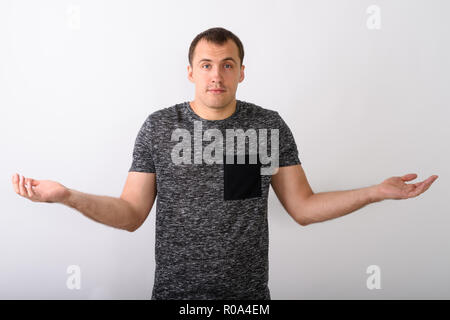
[0,0,448,299]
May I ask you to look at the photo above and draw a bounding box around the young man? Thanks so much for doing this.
[12,27,438,300]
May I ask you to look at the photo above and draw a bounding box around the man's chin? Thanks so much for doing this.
[204,97,229,108]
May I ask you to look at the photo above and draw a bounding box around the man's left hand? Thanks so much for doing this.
[374,173,438,201]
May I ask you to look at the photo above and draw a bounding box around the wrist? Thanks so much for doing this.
[368,184,383,203]
[61,187,73,205]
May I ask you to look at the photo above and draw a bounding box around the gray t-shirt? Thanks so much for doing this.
[129,99,301,300]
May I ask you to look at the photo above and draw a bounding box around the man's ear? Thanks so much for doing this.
[239,65,245,83]
[187,65,194,83]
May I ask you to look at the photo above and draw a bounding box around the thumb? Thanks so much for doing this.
[28,178,40,187]
[401,173,417,181]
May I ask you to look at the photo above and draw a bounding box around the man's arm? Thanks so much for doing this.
[270,165,314,226]
[12,172,157,232]
[271,165,438,226]
[61,189,143,232]
[289,184,379,226]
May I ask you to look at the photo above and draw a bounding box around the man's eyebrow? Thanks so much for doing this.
[197,57,237,64]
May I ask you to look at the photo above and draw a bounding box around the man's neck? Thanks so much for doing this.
[189,99,237,121]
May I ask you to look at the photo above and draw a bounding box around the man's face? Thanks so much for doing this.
[187,39,245,109]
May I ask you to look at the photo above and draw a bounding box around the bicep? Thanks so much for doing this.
[120,171,157,223]
[270,164,314,224]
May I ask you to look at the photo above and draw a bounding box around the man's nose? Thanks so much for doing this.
[210,66,224,82]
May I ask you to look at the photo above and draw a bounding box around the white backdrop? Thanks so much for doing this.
[0,0,448,299]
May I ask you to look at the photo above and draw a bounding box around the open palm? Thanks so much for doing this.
[12,173,69,203]
[377,173,438,200]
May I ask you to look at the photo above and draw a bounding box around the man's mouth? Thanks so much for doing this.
[208,89,225,94]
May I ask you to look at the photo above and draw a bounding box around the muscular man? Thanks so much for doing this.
[12,27,438,300]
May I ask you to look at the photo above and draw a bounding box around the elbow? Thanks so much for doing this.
[296,218,310,227]
[286,208,310,227]
[124,218,143,232]
[295,212,312,227]
[122,202,144,232]
[126,225,138,232]
[125,220,142,232]
[295,194,315,227]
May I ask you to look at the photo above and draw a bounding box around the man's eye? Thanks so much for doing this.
[202,64,232,69]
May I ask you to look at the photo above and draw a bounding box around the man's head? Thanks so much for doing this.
[187,27,245,110]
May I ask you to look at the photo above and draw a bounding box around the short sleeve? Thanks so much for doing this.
[276,112,302,167]
[129,115,156,173]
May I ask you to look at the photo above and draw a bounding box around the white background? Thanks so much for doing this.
[0,0,448,299]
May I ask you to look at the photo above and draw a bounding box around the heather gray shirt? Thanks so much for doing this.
[129,99,301,300]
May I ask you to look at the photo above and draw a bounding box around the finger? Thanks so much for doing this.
[401,173,417,182]
[30,178,39,187]
[408,186,423,198]
[12,173,19,193]
[412,181,425,188]
[27,177,37,187]
[417,176,437,188]
[25,178,33,198]
[411,179,432,197]
[411,175,436,188]
[19,175,27,197]
[422,176,438,192]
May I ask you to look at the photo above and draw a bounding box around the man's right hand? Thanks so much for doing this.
[12,173,70,203]
[12,171,157,232]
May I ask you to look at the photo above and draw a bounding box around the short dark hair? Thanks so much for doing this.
[188,27,244,67]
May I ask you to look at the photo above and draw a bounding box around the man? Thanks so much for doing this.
[12,27,438,300]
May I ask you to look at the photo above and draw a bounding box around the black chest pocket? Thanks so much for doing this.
[223,153,262,201]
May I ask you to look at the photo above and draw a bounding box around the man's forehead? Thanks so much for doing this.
[194,39,239,62]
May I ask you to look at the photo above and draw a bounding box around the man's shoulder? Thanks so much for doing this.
[148,102,185,119]
[240,100,277,114]
[239,100,282,123]
[140,102,186,127]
